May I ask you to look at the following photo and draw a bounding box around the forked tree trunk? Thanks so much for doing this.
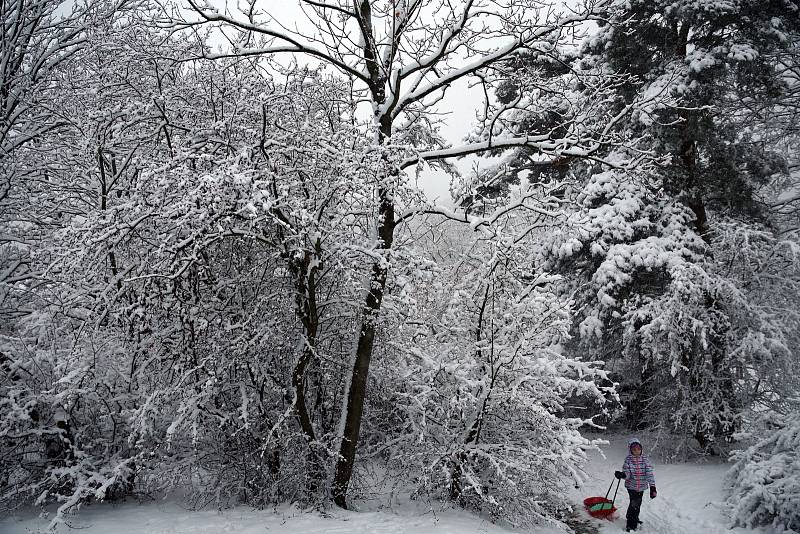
[331,0,396,506]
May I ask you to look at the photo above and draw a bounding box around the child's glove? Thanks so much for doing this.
[614,471,627,479]
[650,486,657,499]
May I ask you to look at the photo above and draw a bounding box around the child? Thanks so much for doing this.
[614,438,656,532]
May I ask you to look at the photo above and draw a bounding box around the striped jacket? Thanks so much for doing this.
[622,454,655,491]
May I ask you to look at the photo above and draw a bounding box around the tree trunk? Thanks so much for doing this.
[674,26,711,243]
[680,135,710,240]
[332,189,395,507]
[331,4,396,501]
[449,453,466,504]
[291,250,324,494]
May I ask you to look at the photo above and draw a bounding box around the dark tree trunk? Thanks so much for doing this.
[449,454,466,504]
[331,1,396,505]
[291,249,324,494]
[332,189,395,508]
[679,135,711,240]
[43,412,76,495]
[674,25,711,243]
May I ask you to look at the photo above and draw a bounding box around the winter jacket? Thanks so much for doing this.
[622,453,655,492]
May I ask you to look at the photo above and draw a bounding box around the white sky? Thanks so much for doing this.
[417,77,485,205]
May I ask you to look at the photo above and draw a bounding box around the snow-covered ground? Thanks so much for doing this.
[0,436,771,534]
[576,435,763,534]
[0,500,564,534]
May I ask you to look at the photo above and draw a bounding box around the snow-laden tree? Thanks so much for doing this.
[0,5,374,517]
[538,170,797,447]
[0,0,88,200]
[1,4,199,513]
[1,0,91,411]
[0,0,128,515]
[758,28,800,240]
[365,188,612,523]
[476,0,800,451]
[2,0,641,523]
[588,0,796,231]
[177,0,631,506]
[11,0,797,527]
[724,409,800,532]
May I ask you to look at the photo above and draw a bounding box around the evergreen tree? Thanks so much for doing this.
[491,0,800,451]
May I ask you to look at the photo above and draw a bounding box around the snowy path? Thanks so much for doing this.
[576,436,762,534]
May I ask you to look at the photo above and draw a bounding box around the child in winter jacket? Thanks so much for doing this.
[614,438,656,532]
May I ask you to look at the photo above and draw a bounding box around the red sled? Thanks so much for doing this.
[583,495,617,518]
[584,477,621,519]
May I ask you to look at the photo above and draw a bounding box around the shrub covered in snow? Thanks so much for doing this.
[370,209,611,526]
[724,412,800,532]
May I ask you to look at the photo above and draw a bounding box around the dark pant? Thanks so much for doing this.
[626,489,643,530]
